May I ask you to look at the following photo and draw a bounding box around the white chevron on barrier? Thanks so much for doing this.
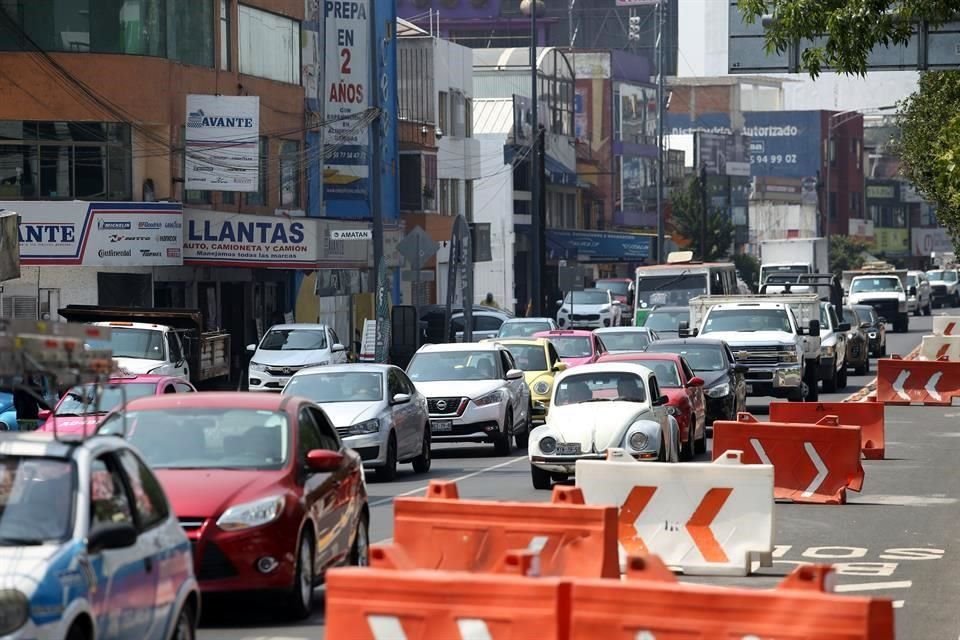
[918,335,960,361]
[932,316,960,336]
[575,449,774,577]
[368,615,493,640]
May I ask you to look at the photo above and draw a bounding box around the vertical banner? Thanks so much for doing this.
[324,0,371,201]
[184,95,260,191]
[574,87,588,141]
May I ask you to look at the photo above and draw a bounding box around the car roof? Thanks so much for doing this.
[647,337,727,347]
[490,337,550,346]
[556,361,655,380]
[593,327,652,334]
[416,342,503,353]
[502,317,552,323]
[95,374,179,385]
[122,391,297,412]
[266,323,329,331]
[648,306,689,312]
[598,352,680,363]
[0,431,78,458]
[292,363,392,376]
[533,329,594,337]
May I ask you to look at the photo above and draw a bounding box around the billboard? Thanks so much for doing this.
[184,95,260,191]
[323,0,371,201]
[912,227,954,256]
[619,83,657,145]
[871,228,909,256]
[0,211,19,281]
[7,202,183,267]
[694,131,751,177]
[621,156,657,213]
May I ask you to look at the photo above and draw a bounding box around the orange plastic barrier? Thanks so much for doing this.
[769,400,886,460]
[712,413,864,504]
[569,555,894,640]
[386,480,620,578]
[877,355,960,405]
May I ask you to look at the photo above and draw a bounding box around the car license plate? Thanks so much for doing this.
[431,420,453,433]
[745,384,753,393]
[556,442,582,455]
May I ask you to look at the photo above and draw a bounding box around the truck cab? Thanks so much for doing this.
[846,273,909,333]
[87,321,190,380]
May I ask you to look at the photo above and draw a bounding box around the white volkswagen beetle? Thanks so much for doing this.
[528,362,680,489]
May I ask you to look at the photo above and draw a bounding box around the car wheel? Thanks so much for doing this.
[531,463,552,490]
[954,292,960,307]
[680,416,694,461]
[837,365,848,390]
[65,621,90,640]
[286,530,315,620]
[411,425,431,474]
[172,602,196,640]
[0,421,9,432]
[514,414,530,450]
[694,417,707,456]
[494,411,513,456]
[375,434,398,482]
[657,440,667,462]
[349,512,370,567]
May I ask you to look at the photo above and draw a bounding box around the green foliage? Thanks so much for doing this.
[898,71,960,247]
[829,236,869,276]
[737,0,959,77]
[733,253,761,292]
[669,175,734,263]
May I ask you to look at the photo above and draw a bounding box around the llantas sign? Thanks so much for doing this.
[183,209,318,269]
[330,229,372,240]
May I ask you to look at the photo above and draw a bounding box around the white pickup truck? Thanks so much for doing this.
[843,269,909,333]
[684,295,822,402]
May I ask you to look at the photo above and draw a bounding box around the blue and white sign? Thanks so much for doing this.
[185,95,260,192]
[183,209,316,268]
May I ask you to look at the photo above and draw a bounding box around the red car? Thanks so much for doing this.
[97,392,369,619]
[37,374,195,436]
[597,352,707,460]
[533,329,609,368]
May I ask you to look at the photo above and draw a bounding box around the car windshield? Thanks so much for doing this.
[598,331,652,352]
[620,359,681,387]
[635,273,707,307]
[99,409,289,470]
[56,383,157,416]
[259,329,327,351]
[844,308,861,325]
[928,270,958,283]
[108,328,165,361]
[283,371,383,403]
[554,372,647,406]
[855,306,878,323]
[596,280,630,296]
[851,277,902,293]
[503,344,548,371]
[551,336,593,358]
[907,275,918,286]
[566,290,609,305]
[820,305,830,327]
[645,309,689,332]
[702,309,792,334]
[646,344,727,372]
[407,351,500,382]
[0,456,75,544]
[498,321,552,337]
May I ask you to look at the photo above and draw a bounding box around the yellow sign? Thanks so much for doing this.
[870,228,909,255]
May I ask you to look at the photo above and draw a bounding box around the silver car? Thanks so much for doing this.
[593,326,660,353]
[282,364,431,482]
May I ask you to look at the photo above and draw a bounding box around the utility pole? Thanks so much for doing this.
[700,163,708,261]
[525,0,542,317]
[655,0,667,263]
[372,14,387,362]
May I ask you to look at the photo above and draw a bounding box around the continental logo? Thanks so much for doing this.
[98,249,131,258]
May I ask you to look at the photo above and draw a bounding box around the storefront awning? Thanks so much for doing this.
[504,147,578,187]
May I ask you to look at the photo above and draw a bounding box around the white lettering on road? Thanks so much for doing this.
[834,580,913,593]
[802,546,868,559]
[832,563,898,577]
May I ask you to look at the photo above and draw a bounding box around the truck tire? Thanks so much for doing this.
[804,364,819,402]
[837,364,848,390]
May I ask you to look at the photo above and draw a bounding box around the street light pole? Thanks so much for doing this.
[655,0,666,263]
[523,0,542,316]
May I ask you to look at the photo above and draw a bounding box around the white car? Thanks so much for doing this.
[282,364,431,481]
[593,326,659,353]
[246,323,348,391]
[557,289,622,329]
[406,343,532,455]
[496,317,558,338]
[528,362,680,490]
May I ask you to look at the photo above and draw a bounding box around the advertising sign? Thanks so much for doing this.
[323,0,371,201]
[621,156,657,212]
[912,227,954,256]
[0,211,19,281]
[5,202,182,267]
[184,95,260,192]
[871,228,909,256]
[695,131,752,177]
[574,87,588,141]
[849,218,875,239]
[619,83,656,145]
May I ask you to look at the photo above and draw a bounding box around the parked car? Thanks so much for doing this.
[594,278,634,322]
[527,362,680,489]
[0,431,199,639]
[406,342,532,453]
[645,338,748,425]
[533,329,609,368]
[493,338,568,423]
[818,302,850,393]
[556,288,623,329]
[98,392,369,620]
[597,352,706,460]
[0,391,17,431]
[843,306,871,375]
[496,317,558,338]
[283,364,431,481]
[593,326,659,353]
[907,270,933,316]
[37,374,196,436]
[927,268,960,308]
[642,306,690,338]
[853,303,888,357]
[247,324,348,392]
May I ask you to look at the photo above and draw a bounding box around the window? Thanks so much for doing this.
[116,450,169,530]
[307,407,341,451]
[387,369,404,399]
[175,383,194,393]
[222,191,235,205]
[167,333,183,364]
[470,222,492,262]
[298,408,325,461]
[465,179,474,222]
[167,0,214,66]
[90,456,134,531]
[0,122,131,200]
[465,98,473,137]
[238,5,300,84]
[220,0,231,70]
[451,91,466,138]
[279,140,300,207]
[438,91,449,135]
[245,136,268,206]
[439,178,450,215]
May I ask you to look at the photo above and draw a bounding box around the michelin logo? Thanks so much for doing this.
[98,220,131,230]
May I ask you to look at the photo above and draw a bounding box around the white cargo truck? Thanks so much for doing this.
[759,238,829,293]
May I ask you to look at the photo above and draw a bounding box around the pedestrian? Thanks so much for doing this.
[479,292,499,309]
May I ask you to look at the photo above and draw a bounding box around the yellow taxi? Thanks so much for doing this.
[488,338,567,422]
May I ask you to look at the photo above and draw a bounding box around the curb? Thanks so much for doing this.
[842,343,922,403]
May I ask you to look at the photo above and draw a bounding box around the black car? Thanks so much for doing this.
[852,303,887,357]
[645,338,748,425]
[642,306,690,339]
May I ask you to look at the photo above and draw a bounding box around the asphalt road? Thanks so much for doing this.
[199,312,960,639]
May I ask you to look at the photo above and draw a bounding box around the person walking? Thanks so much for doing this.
[479,292,499,309]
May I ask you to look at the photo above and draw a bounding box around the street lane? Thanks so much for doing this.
[199,313,958,639]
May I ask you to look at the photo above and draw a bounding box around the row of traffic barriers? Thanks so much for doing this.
[875,315,960,405]
[326,480,895,639]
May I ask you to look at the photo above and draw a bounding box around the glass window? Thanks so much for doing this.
[0,456,75,543]
[498,320,552,337]
[596,331,651,352]
[438,92,449,135]
[702,309,792,334]
[565,289,609,305]
[90,456,134,531]
[167,333,183,364]
[465,98,473,138]
[220,0,231,71]
[116,450,169,530]
[475,314,503,332]
[407,350,500,382]
[297,408,325,461]
[238,4,300,84]
[550,336,593,359]
[56,383,157,417]
[167,0,214,66]
[284,371,383,403]
[629,359,681,387]
[554,372,646,406]
[307,407,340,450]
[108,327,165,361]
[503,344,548,371]
[279,140,300,207]
[245,136,268,206]
[259,328,327,351]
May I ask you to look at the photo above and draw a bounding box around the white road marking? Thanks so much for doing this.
[926,372,944,402]
[894,600,904,609]
[802,443,828,499]
[833,580,913,593]
[369,455,527,507]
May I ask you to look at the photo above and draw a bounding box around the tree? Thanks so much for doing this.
[669,175,734,262]
[733,253,761,292]
[829,235,869,276]
[737,0,960,77]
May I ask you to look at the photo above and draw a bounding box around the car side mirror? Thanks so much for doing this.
[838,322,851,332]
[653,394,669,407]
[391,393,411,405]
[305,449,344,472]
[808,319,821,338]
[331,343,346,353]
[860,321,871,329]
[678,321,690,338]
[552,362,567,372]
[88,522,138,553]
[246,344,257,353]
[909,286,917,296]
[38,409,51,421]
[506,368,524,380]
[688,376,704,387]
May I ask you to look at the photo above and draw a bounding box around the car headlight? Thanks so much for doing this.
[346,418,380,436]
[665,405,678,416]
[822,345,835,357]
[0,590,28,635]
[474,389,504,406]
[868,331,878,338]
[538,436,557,454]
[779,351,798,363]
[706,382,730,398]
[249,362,266,372]
[533,380,551,396]
[216,495,285,531]
[628,432,648,450]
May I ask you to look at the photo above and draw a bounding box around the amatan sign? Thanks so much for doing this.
[185,95,260,192]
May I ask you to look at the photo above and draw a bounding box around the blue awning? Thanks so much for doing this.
[503,146,578,187]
